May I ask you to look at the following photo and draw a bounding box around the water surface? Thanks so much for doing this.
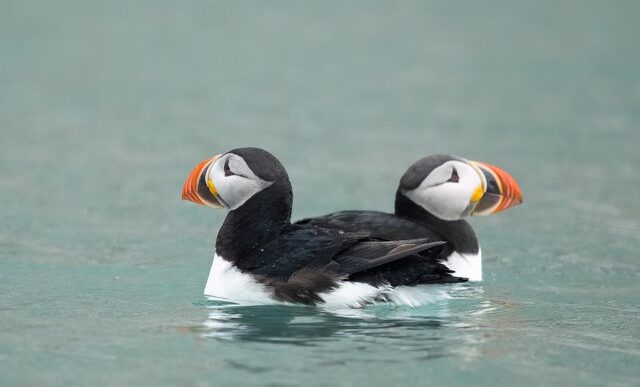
[1,1,639,386]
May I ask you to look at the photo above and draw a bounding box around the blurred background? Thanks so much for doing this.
[1,1,639,386]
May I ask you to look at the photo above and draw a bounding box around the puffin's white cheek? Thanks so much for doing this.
[215,176,272,210]
[215,176,249,209]
[423,185,471,221]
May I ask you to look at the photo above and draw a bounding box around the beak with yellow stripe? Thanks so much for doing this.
[181,154,227,208]
[466,160,523,216]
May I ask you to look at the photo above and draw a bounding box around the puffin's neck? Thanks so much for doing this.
[216,181,292,263]
[395,191,479,254]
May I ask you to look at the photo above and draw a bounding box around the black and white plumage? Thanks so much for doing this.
[297,155,523,281]
[182,148,467,307]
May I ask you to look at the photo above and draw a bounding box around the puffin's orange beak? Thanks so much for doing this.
[468,160,523,216]
[182,154,224,208]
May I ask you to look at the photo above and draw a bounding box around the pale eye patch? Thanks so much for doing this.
[227,156,260,180]
[424,162,459,187]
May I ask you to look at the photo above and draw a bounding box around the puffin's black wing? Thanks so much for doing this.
[332,237,464,287]
[243,224,465,305]
[240,224,446,278]
[332,239,445,275]
[234,225,366,277]
[296,210,442,241]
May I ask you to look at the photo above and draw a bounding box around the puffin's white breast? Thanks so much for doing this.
[204,254,451,308]
[204,254,273,305]
[445,248,482,281]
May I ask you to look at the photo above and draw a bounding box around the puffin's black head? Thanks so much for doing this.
[397,154,523,221]
[182,147,291,211]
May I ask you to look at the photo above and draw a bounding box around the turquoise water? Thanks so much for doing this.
[1,1,639,385]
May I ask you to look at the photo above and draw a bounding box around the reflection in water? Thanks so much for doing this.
[185,284,519,363]
[199,303,449,344]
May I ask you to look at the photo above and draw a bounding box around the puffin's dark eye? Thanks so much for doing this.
[224,159,235,177]
[447,168,459,183]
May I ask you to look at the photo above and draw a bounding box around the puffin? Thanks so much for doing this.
[182,147,467,308]
[297,155,523,281]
